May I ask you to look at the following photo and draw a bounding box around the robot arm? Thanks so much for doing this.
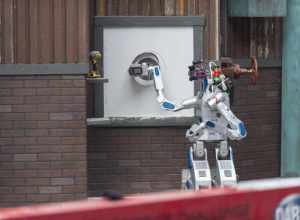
[128,52,204,112]
[216,102,247,140]
[148,65,200,112]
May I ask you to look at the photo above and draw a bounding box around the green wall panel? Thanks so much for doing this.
[282,0,300,176]
[228,0,287,17]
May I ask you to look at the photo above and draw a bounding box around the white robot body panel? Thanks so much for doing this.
[197,88,230,141]
[189,85,247,142]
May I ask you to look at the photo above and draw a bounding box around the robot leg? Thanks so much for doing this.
[182,141,212,190]
[215,140,237,187]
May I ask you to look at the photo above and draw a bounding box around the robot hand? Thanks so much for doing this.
[148,65,180,111]
[186,122,205,142]
[149,65,196,112]
[129,60,200,112]
[159,98,182,112]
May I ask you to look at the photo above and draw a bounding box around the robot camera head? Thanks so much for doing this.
[188,60,207,81]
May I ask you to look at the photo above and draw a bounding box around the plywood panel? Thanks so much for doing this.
[101,0,209,17]
[150,0,163,16]
[39,0,52,63]
[0,0,213,64]
[186,0,196,15]
[140,0,151,16]
[118,0,128,15]
[0,0,90,64]
[197,0,209,59]
[0,0,3,63]
[78,0,89,63]
[177,0,184,15]
[164,0,176,16]
[128,0,139,16]
[3,0,14,63]
[15,0,28,63]
[54,0,66,63]
[66,0,78,63]
[274,18,283,58]
[225,15,282,59]
[29,0,39,63]
[106,0,119,16]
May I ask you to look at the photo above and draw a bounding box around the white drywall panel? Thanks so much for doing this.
[103,27,194,117]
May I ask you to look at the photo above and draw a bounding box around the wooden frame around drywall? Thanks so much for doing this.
[88,16,206,127]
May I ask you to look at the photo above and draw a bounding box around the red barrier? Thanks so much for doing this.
[0,178,300,220]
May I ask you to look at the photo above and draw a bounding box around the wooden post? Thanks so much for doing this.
[178,0,184,16]
[208,0,219,60]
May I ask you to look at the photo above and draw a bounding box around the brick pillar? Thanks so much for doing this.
[0,75,87,207]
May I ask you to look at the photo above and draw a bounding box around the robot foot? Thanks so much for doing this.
[183,143,213,190]
[181,168,212,190]
[181,169,192,190]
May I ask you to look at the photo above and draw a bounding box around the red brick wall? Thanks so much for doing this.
[0,75,87,207]
[88,127,188,195]
[233,68,281,179]
[87,68,281,196]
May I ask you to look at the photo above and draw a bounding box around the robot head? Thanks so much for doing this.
[188,61,207,81]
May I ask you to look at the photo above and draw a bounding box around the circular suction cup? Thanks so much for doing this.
[130,52,160,86]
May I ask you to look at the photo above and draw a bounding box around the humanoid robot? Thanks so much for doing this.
[129,53,258,189]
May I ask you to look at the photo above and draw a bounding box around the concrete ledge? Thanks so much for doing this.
[87,116,194,127]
